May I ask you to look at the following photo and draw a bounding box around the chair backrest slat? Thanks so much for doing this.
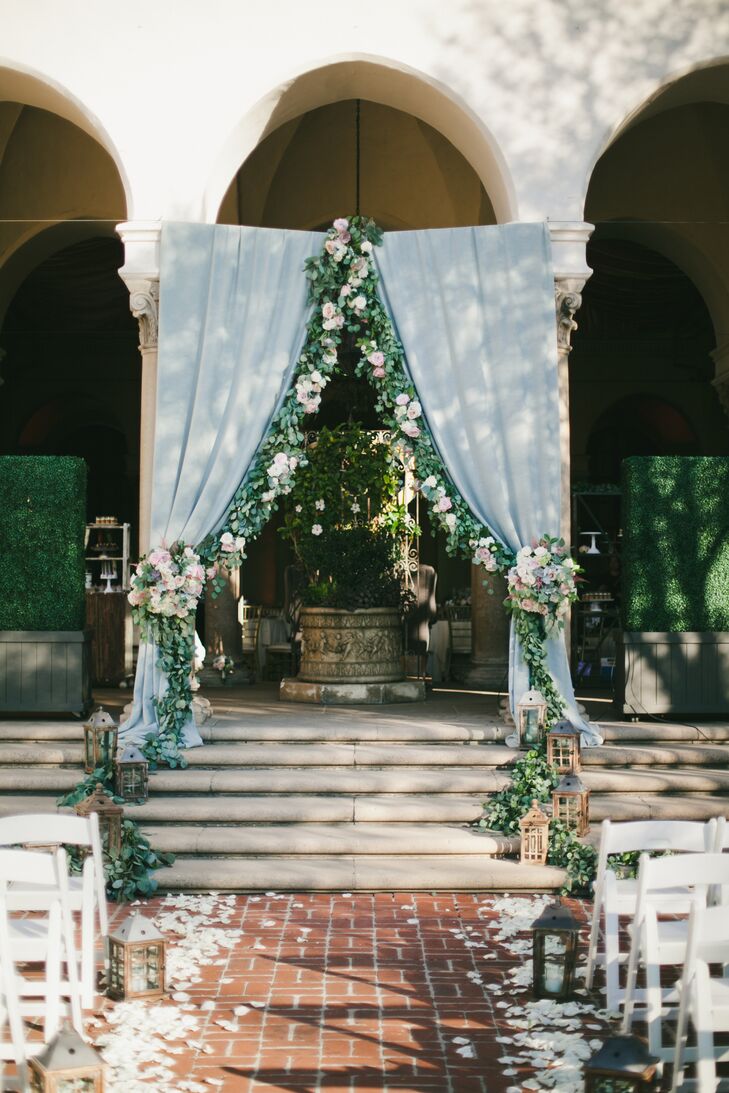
[0,813,93,848]
[640,851,729,893]
[0,847,59,887]
[601,818,713,857]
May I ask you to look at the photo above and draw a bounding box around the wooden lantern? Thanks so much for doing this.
[83,708,118,774]
[28,1022,106,1091]
[531,900,579,1001]
[108,911,166,1000]
[547,720,582,774]
[114,744,149,804]
[519,799,550,865]
[584,1034,659,1091]
[75,783,123,857]
[552,772,590,836]
[515,689,547,748]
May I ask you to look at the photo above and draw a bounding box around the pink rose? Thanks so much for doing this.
[368,351,384,367]
[372,366,385,378]
[206,565,218,580]
[437,496,452,512]
[321,302,336,320]
[401,421,420,438]
[395,393,410,406]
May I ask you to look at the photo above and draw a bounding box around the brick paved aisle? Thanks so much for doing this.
[90,891,610,1093]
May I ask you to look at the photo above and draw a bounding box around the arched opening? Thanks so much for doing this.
[207,56,515,225]
[572,68,729,683]
[218,99,497,230]
[1,236,140,534]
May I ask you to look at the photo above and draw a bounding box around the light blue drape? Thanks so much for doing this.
[121,222,322,746]
[375,224,601,744]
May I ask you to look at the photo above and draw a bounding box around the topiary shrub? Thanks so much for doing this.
[622,456,729,632]
[0,456,86,631]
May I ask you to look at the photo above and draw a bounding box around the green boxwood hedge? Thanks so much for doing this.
[622,456,729,632]
[0,456,87,631]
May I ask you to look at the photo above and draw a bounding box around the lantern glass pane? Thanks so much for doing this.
[542,933,566,993]
[523,707,540,746]
[109,944,124,994]
[121,768,143,797]
[57,1078,98,1092]
[84,733,94,770]
[130,944,162,992]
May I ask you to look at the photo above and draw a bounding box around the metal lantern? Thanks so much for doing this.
[75,783,123,857]
[547,720,582,774]
[532,900,579,1001]
[519,799,550,866]
[83,708,118,774]
[114,744,149,804]
[28,1022,106,1092]
[552,772,590,836]
[584,1035,659,1092]
[515,689,548,748]
[107,911,166,1000]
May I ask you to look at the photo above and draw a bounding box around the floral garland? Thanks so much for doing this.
[130,215,579,761]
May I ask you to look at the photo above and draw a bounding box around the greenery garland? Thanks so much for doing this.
[129,214,580,763]
[58,766,174,901]
[480,745,597,893]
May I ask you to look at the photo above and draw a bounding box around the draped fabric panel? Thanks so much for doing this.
[121,223,323,746]
[375,224,601,744]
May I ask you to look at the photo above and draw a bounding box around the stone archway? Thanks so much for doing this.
[205,55,517,226]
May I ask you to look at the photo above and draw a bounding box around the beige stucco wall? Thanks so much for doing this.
[0,0,726,224]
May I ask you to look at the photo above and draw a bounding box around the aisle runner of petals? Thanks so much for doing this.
[89,892,610,1092]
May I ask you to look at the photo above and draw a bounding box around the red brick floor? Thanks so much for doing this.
[87,891,608,1093]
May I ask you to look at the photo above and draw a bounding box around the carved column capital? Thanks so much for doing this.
[127,279,159,349]
[555,277,587,355]
[116,220,161,350]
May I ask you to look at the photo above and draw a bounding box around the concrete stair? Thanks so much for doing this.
[1,688,728,891]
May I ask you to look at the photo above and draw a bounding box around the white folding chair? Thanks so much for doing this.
[0,848,83,1041]
[621,852,729,1065]
[585,818,716,1011]
[671,902,729,1093]
[0,813,107,1009]
[0,887,31,1091]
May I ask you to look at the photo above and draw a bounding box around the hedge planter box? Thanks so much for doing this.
[298,606,403,685]
[0,630,92,715]
[616,632,729,716]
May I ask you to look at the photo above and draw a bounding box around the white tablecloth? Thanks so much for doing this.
[257,616,290,670]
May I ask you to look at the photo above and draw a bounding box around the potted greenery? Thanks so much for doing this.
[280,422,410,684]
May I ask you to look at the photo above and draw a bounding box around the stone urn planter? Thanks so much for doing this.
[281,606,424,704]
[298,606,403,684]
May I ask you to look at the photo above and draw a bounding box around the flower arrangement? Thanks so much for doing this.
[128,543,205,626]
[212,654,234,680]
[505,537,580,630]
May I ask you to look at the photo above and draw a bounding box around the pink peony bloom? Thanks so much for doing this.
[395,393,410,406]
[437,496,452,512]
[401,421,421,438]
[368,350,384,367]
[333,217,349,233]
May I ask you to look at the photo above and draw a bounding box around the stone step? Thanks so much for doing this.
[585,744,729,768]
[153,854,567,892]
[582,767,729,794]
[0,792,489,824]
[589,794,729,822]
[140,823,517,857]
[599,722,729,743]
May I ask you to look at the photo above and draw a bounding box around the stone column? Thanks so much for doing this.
[116,222,161,556]
[548,222,595,545]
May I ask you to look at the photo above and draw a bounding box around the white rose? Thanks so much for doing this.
[361,240,373,253]
[423,475,437,489]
